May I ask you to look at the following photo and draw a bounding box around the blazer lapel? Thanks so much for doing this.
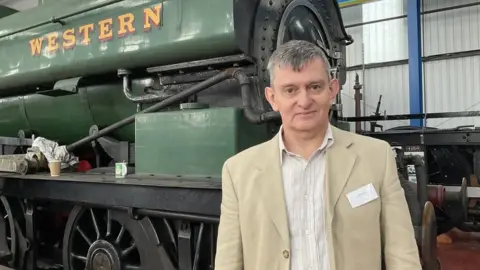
[325,127,357,227]
[257,135,290,246]
[255,128,357,250]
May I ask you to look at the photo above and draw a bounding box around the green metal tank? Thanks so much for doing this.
[0,0,238,95]
[0,0,351,145]
[0,79,140,143]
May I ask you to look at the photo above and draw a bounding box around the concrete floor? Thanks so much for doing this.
[437,229,480,270]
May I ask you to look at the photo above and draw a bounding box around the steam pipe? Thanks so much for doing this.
[66,68,280,152]
[233,69,280,124]
[119,69,177,104]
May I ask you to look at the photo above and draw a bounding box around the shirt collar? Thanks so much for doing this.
[278,123,335,164]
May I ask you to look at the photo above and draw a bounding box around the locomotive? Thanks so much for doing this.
[0,0,439,269]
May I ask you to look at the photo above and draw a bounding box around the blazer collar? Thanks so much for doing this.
[256,126,357,245]
[277,124,335,164]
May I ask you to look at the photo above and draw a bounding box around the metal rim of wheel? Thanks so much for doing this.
[0,196,16,267]
[62,205,173,270]
[421,201,438,270]
[276,0,332,54]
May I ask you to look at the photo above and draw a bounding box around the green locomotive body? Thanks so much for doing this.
[0,0,354,269]
[0,0,349,144]
[0,0,237,95]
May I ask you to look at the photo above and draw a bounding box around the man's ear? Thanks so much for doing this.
[329,79,340,101]
[264,86,279,111]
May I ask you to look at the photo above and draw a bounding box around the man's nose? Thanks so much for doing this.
[297,89,313,108]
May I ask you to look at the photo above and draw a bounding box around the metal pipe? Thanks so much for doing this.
[234,69,280,124]
[136,209,219,223]
[66,69,234,151]
[119,69,178,104]
[0,0,125,40]
[353,73,362,133]
[414,160,428,216]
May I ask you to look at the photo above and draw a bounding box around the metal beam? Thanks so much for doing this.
[345,2,480,29]
[407,0,423,127]
[346,49,480,72]
[338,0,380,8]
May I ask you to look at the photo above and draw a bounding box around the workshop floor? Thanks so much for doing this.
[437,229,480,270]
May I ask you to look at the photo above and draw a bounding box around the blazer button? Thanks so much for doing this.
[283,250,289,259]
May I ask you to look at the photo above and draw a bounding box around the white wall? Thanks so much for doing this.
[422,0,480,128]
[340,0,480,130]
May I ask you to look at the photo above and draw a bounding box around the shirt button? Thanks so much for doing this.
[283,250,290,258]
[305,230,311,235]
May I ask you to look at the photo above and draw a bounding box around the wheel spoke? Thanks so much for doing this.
[121,242,137,258]
[115,226,125,245]
[163,218,177,252]
[106,209,112,238]
[124,264,142,270]
[71,252,87,262]
[90,209,100,240]
[76,225,93,246]
[65,206,171,270]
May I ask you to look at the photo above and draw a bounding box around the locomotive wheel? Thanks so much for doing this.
[62,205,175,270]
[421,201,440,270]
[0,196,16,267]
[398,173,423,243]
[252,0,335,109]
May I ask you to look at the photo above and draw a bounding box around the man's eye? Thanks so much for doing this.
[284,88,295,94]
[310,84,323,91]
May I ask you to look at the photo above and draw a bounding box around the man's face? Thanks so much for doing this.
[265,58,340,132]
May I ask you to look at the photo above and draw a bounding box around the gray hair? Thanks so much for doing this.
[266,40,331,83]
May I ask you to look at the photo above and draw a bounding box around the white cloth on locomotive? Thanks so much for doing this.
[31,137,79,169]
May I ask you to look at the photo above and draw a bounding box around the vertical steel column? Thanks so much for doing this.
[407,0,424,127]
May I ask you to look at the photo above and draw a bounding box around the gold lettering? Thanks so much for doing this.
[98,18,113,41]
[78,24,94,45]
[118,13,136,37]
[62,28,76,49]
[28,8,165,55]
[46,32,59,53]
[29,37,44,56]
[143,4,162,31]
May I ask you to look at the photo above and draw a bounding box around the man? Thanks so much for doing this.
[214,40,421,270]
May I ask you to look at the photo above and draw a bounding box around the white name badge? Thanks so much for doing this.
[346,183,379,208]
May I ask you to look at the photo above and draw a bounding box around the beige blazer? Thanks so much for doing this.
[214,126,422,270]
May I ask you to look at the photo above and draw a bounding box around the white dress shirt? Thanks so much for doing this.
[278,124,334,270]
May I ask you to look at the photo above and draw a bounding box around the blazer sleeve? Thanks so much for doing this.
[214,161,244,270]
[380,142,422,270]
